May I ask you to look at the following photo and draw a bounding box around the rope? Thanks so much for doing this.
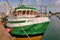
[20,26,31,40]
[17,17,31,40]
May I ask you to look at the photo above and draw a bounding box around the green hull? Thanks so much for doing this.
[10,22,49,35]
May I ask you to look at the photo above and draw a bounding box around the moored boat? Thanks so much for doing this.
[5,5,50,40]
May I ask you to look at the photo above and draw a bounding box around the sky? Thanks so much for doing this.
[0,0,60,13]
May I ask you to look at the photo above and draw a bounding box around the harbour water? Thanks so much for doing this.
[42,15,60,40]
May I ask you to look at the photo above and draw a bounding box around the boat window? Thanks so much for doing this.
[34,11,36,15]
[17,11,22,16]
[30,11,33,15]
[18,11,21,14]
[27,11,29,15]
[23,10,26,15]
[17,11,19,16]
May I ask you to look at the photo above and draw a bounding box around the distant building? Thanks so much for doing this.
[55,12,60,14]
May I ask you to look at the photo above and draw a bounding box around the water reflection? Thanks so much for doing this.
[42,15,60,40]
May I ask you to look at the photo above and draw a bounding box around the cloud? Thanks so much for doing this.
[22,0,32,5]
[47,0,60,7]
[46,0,60,12]
[55,0,60,6]
[36,0,40,2]
[0,1,7,12]
[36,0,41,5]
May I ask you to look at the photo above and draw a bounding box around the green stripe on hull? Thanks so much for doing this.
[8,20,26,23]
[10,22,49,35]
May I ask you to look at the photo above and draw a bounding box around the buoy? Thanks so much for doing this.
[6,28,11,32]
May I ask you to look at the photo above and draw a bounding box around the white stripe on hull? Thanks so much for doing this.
[8,17,49,21]
[6,17,50,27]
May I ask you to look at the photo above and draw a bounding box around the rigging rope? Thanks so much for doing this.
[17,17,31,40]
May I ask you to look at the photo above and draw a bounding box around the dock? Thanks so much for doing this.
[55,13,60,19]
[0,20,13,40]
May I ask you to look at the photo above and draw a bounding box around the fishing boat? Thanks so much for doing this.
[5,5,50,40]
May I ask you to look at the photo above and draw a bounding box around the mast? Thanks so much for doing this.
[19,0,23,6]
[5,0,12,15]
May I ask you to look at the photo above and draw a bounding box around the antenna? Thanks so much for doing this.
[19,0,23,6]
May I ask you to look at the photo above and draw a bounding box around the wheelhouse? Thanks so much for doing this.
[13,5,37,17]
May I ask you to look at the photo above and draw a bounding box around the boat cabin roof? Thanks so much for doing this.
[15,5,37,11]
